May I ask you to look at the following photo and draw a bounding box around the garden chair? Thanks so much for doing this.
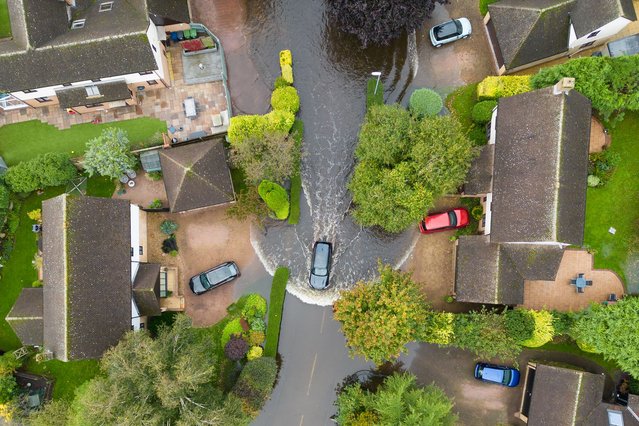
[570,279,577,285]
[586,280,593,286]
[577,287,585,294]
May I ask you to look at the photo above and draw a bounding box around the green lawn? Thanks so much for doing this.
[0,118,166,166]
[446,83,486,146]
[24,359,100,401]
[366,78,384,110]
[479,0,498,15]
[0,0,10,39]
[583,113,639,286]
[264,267,289,358]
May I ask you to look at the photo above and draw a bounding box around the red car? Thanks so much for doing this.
[419,208,469,234]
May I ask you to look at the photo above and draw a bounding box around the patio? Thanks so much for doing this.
[112,170,168,209]
[522,249,625,312]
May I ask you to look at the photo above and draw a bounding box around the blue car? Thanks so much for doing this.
[474,363,520,387]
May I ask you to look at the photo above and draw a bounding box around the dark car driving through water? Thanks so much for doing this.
[309,241,332,290]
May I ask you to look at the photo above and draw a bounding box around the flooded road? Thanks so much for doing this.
[245,0,434,305]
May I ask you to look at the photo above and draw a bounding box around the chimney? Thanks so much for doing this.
[553,77,575,95]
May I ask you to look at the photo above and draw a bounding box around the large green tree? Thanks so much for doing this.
[571,297,639,376]
[230,131,299,185]
[83,127,136,179]
[335,372,457,425]
[349,109,475,233]
[333,264,431,365]
[4,152,77,193]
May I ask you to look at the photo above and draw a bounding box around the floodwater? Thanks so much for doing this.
[247,0,426,305]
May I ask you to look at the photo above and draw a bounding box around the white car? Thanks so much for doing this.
[429,18,472,48]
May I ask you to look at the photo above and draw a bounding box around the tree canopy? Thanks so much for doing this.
[328,0,447,47]
[83,127,136,179]
[4,153,77,193]
[335,372,457,425]
[333,264,431,365]
[349,106,475,232]
[230,131,299,185]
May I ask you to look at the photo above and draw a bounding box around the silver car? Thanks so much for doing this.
[429,17,472,48]
[189,261,240,295]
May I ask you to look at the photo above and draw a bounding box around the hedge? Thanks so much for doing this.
[471,100,497,124]
[232,357,278,415]
[288,120,304,225]
[258,180,289,220]
[279,49,292,67]
[409,88,443,118]
[271,86,300,114]
[228,115,265,144]
[264,110,295,134]
[264,267,289,357]
[477,75,532,100]
[274,76,290,89]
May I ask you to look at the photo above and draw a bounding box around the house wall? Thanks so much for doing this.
[130,205,148,263]
[569,17,632,51]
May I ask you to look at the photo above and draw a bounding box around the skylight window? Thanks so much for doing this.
[71,19,86,29]
[99,2,114,12]
[85,86,100,97]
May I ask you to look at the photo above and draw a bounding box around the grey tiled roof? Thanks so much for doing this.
[500,245,564,280]
[146,0,191,25]
[490,87,591,245]
[56,81,132,109]
[43,195,132,361]
[571,0,637,38]
[6,288,44,346]
[133,263,161,317]
[160,140,235,213]
[526,364,605,426]
[464,144,494,195]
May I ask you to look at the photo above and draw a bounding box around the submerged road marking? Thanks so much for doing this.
[299,414,304,426]
[320,308,327,334]
[307,353,318,396]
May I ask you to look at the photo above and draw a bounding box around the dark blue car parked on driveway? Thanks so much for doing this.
[474,363,520,387]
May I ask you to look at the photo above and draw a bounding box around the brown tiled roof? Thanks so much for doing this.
[490,87,591,245]
[133,263,161,317]
[6,288,44,347]
[43,195,132,361]
[160,140,235,213]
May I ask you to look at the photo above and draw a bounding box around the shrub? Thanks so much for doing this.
[6,211,19,234]
[148,198,162,209]
[0,353,21,376]
[242,294,267,318]
[160,219,178,235]
[504,309,535,343]
[225,335,249,361]
[471,100,497,124]
[247,346,263,361]
[0,184,10,211]
[279,49,292,67]
[589,149,620,186]
[271,86,300,114]
[5,153,78,193]
[249,318,266,332]
[258,180,289,220]
[31,280,42,288]
[146,171,163,181]
[232,357,278,414]
[83,127,136,179]
[477,75,532,100]
[228,115,266,145]
[161,235,178,253]
[264,110,295,134]
[409,88,443,118]
[264,267,288,357]
[522,310,554,347]
[0,375,17,404]
[248,331,265,346]
[281,64,294,84]
[274,76,291,89]
[587,175,601,187]
[471,205,483,221]
[221,318,244,347]
[552,311,575,335]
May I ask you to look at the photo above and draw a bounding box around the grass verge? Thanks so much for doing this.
[0,118,166,166]
[583,113,639,284]
[288,120,304,225]
[264,267,289,358]
[538,340,620,377]
[446,83,486,147]
[366,78,384,110]
[0,0,10,38]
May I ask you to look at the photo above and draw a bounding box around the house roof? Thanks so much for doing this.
[454,236,525,305]
[488,0,575,70]
[146,0,191,25]
[582,401,639,425]
[42,195,132,361]
[526,364,605,426]
[160,140,235,213]
[133,263,162,317]
[571,0,637,39]
[464,144,494,195]
[490,87,591,245]
[500,244,564,280]
[0,0,164,92]
[56,81,132,109]
[6,288,44,347]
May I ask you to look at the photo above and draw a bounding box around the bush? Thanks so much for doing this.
[225,335,249,361]
[242,294,267,318]
[248,331,266,346]
[232,357,278,414]
[221,318,244,347]
[587,175,601,187]
[471,205,483,221]
[161,235,178,254]
[589,149,620,187]
[281,64,294,84]
[279,49,292,67]
[409,88,443,118]
[258,180,289,220]
[264,110,295,134]
[6,210,19,234]
[504,309,535,344]
[31,280,42,288]
[0,353,21,376]
[264,267,289,357]
[160,220,178,235]
[249,318,266,332]
[27,209,41,222]
[477,75,532,100]
[148,198,162,209]
[0,184,9,211]
[228,115,266,145]
[271,86,300,114]
[522,310,554,347]
[5,153,78,193]
[0,375,18,404]
[247,346,263,361]
[471,100,497,124]
[552,311,575,335]
[274,76,291,89]
[146,171,163,181]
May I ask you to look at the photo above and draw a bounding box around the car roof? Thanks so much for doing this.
[482,366,505,383]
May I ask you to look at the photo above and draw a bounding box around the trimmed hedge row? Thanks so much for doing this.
[477,75,532,100]
[264,267,289,357]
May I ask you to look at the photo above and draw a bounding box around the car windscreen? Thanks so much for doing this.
[501,369,512,385]
[199,273,211,289]
[448,211,458,227]
[205,266,232,287]
[312,245,329,276]
[435,21,460,40]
